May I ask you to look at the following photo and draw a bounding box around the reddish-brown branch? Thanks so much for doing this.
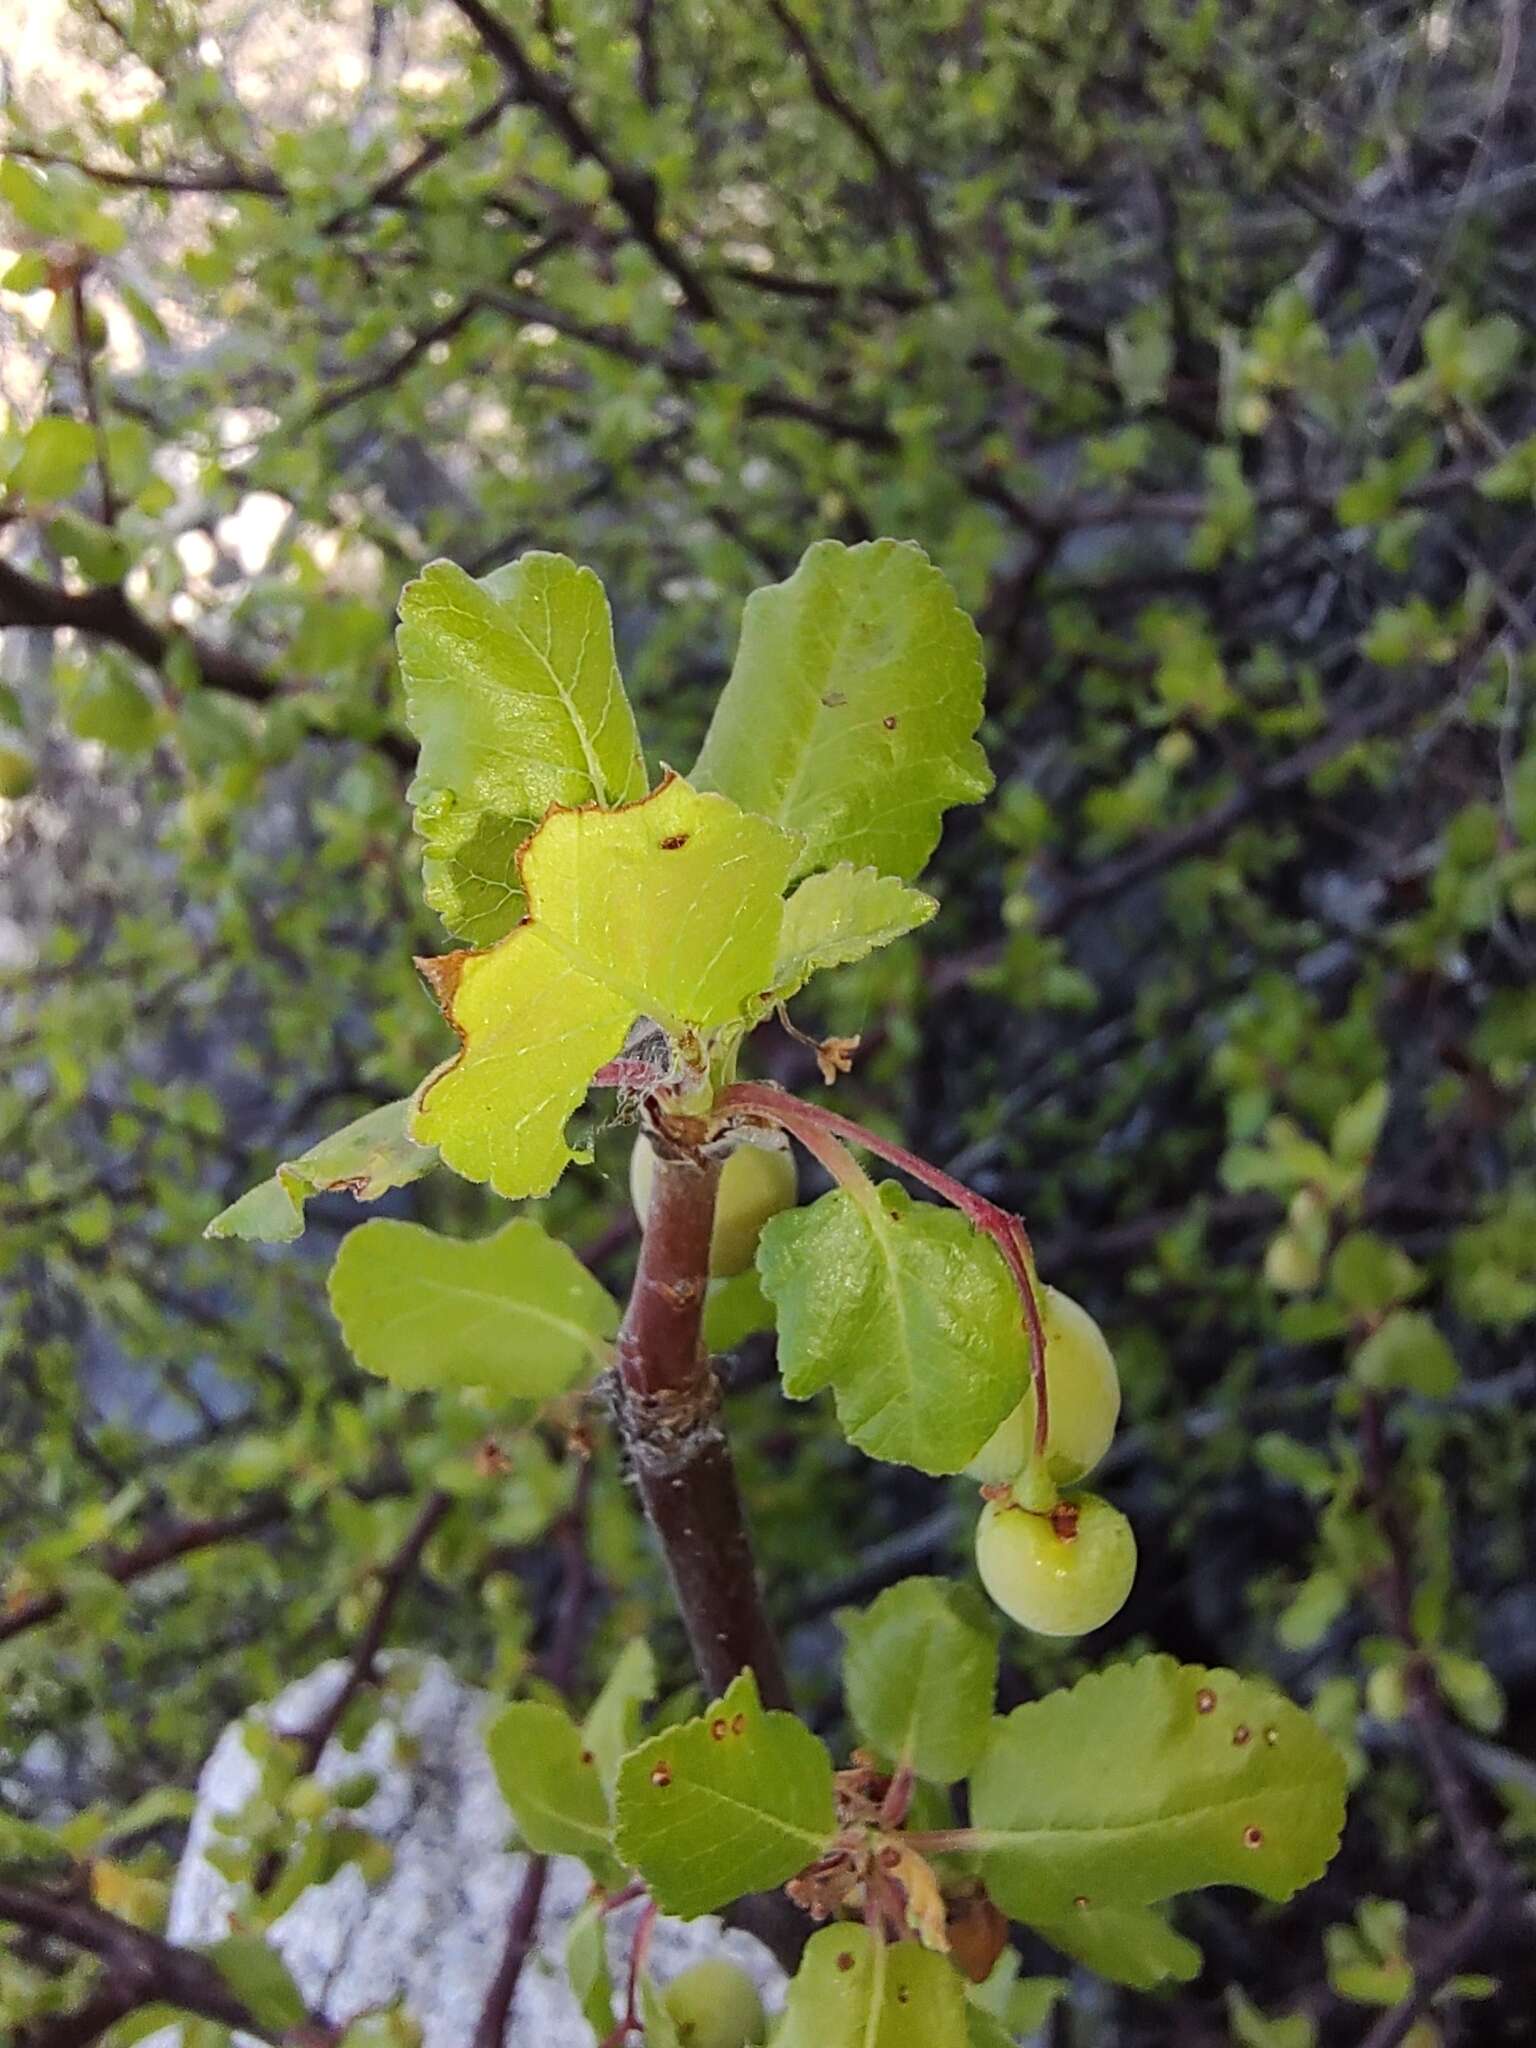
[472,1454,596,2048]
[0,1881,327,2048]
[612,1145,790,1708]
[0,1500,286,1645]
[280,1490,453,1781]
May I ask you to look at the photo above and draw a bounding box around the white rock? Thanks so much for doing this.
[150,1656,786,2046]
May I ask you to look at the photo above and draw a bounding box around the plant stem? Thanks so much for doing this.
[612,1145,790,1708]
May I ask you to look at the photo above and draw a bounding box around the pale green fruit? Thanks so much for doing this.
[965,1286,1120,1485]
[630,1133,796,1279]
[975,1491,1137,1637]
[661,1959,768,2048]
[0,744,36,800]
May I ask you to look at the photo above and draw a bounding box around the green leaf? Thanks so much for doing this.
[328,1216,617,1399]
[771,865,937,1000]
[1024,1903,1202,1990]
[969,1659,1346,1923]
[1227,1988,1317,2048]
[582,1637,657,1793]
[398,553,648,944]
[613,1670,836,1917]
[758,1182,1022,1474]
[205,1098,437,1242]
[841,1578,998,1783]
[693,539,990,884]
[411,777,797,1199]
[485,1699,620,1882]
[204,1934,306,2031]
[8,417,96,503]
[565,1898,616,2039]
[1352,1311,1458,1397]
[773,1926,968,2048]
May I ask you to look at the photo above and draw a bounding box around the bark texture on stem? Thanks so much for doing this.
[613,1146,790,1709]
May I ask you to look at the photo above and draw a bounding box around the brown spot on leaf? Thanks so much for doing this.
[730,1712,746,1735]
[1195,1688,1218,1715]
[580,1749,594,1766]
[1233,1725,1252,1746]
[882,714,899,730]
[836,1950,855,1973]
[650,1763,672,1788]
[1243,1825,1264,1849]
[710,1718,728,1741]
[659,833,690,851]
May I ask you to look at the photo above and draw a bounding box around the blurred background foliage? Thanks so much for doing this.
[1,0,1535,2041]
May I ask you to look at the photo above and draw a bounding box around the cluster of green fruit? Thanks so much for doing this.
[966,1287,1136,1638]
[630,1136,1134,1639]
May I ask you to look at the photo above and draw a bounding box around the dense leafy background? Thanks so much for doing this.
[2,2,1534,2041]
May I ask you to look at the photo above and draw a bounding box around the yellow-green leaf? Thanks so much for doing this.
[327,1216,616,1399]
[204,1099,436,1243]
[774,1927,968,2048]
[411,778,797,1198]
[968,1657,1347,1922]
[693,539,990,884]
[398,553,648,944]
[757,1182,1023,1474]
[771,865,937,1000]
[613,1670,836,1918]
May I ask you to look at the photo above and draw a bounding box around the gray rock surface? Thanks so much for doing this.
[149,1656,786,2045]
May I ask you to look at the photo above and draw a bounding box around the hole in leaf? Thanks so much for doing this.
[1195,1688,1217,1714]
[710,1718,728,1741]
[882,715,899,730]
[1243,1825,1264,1849]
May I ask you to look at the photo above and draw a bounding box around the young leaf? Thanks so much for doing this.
[968,1657,1347,1922]
[1024,1903,1202,1990]
[485,1699,621,1884]
[565,1898,616,2039]
[411,777,797,1198]
[771,865,937,1000]
[582,1637,657,1793]
[841,1578,998,1783]
[1351,1311,1459,1397]
[328,1216,617,1398]
[693,539,990,884]
[757,1182,1022,1474]
[204,1934,306,2031]
[397,553,647,944]
[613,1670,836,1917]
[204,1098,437,1243]
[773,1926,968,2048]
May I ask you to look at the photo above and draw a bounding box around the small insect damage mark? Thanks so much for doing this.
[1073,1894,1090,1909]
[731,1711,746,1735]
[895,1985,911,2005]
[650,1762,672,1788]
[1243,1825,1264,1849]
[835,1950,855,1972]
[710,1717,728,1741]
[821,690,848,708]
[1195,1688,1218,1715]
[1232,1725,1252,1747]
[882,714,899,730]
[659,833,691,851]
[1264,1727,1279,1746]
